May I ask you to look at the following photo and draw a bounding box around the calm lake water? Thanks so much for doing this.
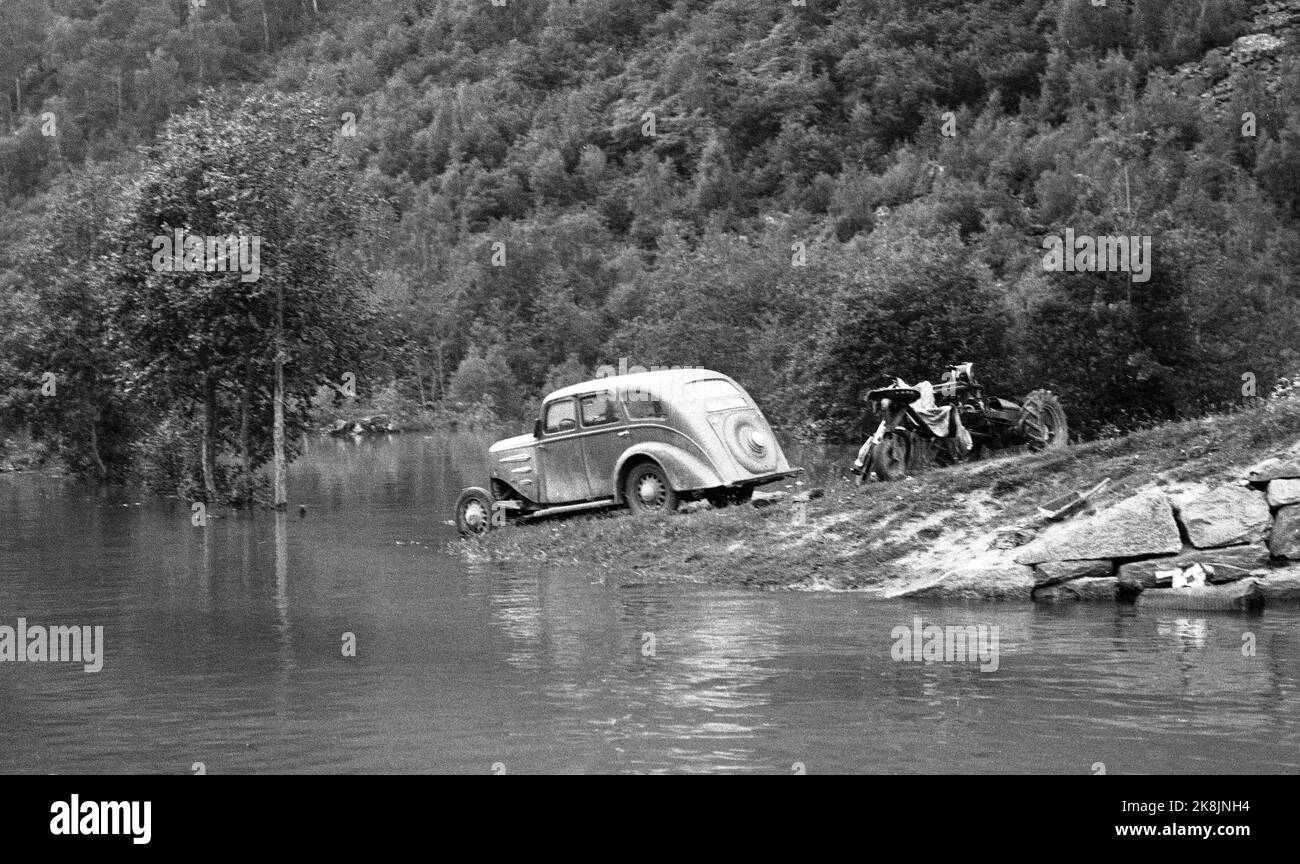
[2,433,1299,774]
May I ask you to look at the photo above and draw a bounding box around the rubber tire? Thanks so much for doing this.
[722,413,778,474]
[625,462,679,515]
[1018,390,1069,451]
[871,431,910,481]
[454,487,493,538]
[708,486,755,508]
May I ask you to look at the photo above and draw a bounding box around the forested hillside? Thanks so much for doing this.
[2,0,1299,497]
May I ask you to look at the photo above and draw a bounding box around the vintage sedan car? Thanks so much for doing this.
[454,368,799,536]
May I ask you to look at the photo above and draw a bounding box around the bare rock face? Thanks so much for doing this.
[1117,559,1179,592]
[1032,559,1113,588]
[1176,485,1272,548]
[1032,576,1118,603]
[1259,567,1300,602]
[1267,479,1300,508]
[991,526,1038,550]
[1117,545,1272,591]
[899,556,1036,601]
[1015,491,1181,565]
[1269,505,1300,559]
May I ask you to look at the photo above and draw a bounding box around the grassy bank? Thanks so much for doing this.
[0,429,55,473]
[457,392,1300,591]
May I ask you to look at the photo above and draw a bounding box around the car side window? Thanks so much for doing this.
[623,397,667,420]
[579,393,620,427]
[543,399,577,433]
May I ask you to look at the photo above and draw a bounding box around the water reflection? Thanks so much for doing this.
[1,435,1299,773]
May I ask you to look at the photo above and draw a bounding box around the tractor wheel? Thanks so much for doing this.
[1018,390,1069,451]
[871,431,911,481]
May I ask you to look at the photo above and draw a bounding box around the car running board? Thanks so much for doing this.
[520,499,617,520]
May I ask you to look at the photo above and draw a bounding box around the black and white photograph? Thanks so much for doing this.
[0,0,1297,819]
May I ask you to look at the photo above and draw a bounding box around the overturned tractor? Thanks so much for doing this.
[852,363,1068,483]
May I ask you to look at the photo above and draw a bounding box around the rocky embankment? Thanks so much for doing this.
[903,447,1300,607]
[1175,0,1300,116]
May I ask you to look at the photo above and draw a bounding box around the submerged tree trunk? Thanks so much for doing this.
[272,287,287,509]
[260,1,272,53]
[88,405,107,480]
[239,361,251,503]
[201,375,218,502]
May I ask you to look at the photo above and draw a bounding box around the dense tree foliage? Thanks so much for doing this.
[3,0,1299,490]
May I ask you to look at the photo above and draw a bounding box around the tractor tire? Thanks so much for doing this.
[1018,390,1069,451]
[871,431,911,481]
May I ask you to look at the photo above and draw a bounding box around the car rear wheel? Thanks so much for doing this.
[706,486,754,508]
[625,462,678,515]
[454,487,494,538]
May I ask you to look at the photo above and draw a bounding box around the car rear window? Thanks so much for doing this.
[580,392,620,427]
[685,379,747,412]
[624,397,667,419]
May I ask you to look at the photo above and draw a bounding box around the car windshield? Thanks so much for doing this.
[684,379,747,412]
[543,399,577,433]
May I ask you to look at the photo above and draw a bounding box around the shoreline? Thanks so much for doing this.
[458,397,1300,603]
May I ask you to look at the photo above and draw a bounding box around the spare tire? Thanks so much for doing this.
[1018,390,1069,451]
[722,413,778,474]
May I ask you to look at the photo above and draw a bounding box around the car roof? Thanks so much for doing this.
[545,367,733,402]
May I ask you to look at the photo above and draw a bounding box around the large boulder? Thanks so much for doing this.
[1267,479,1300,509]
[1176,485,1271,548]
[1015,491,1182,565]
[1117,545,1271,591]
[1136,579,1264,611]
[1032,559,1113,587]
[898,555,1036,601]
[1269,505,1300,559]
[1118,559,1179,591]
[1258,567,1300,602]
[1032,576,1118,603]
[1247,457,1300,484]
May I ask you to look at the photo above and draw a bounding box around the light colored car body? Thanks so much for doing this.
[487,368,796,510]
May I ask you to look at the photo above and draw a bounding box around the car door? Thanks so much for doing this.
[576,391,627,497]
[537,398,591,503]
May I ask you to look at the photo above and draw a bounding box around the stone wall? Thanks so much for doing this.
[1012,454,1300,606]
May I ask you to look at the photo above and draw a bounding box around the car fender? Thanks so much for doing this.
[612,443,722,502]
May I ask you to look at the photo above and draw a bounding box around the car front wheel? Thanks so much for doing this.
[454,487,494,537]
[625,462,678,515]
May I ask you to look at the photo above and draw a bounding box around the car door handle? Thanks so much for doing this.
[617,431,630,438]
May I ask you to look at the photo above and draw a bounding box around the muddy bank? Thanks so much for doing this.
[457,397,1300,602]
